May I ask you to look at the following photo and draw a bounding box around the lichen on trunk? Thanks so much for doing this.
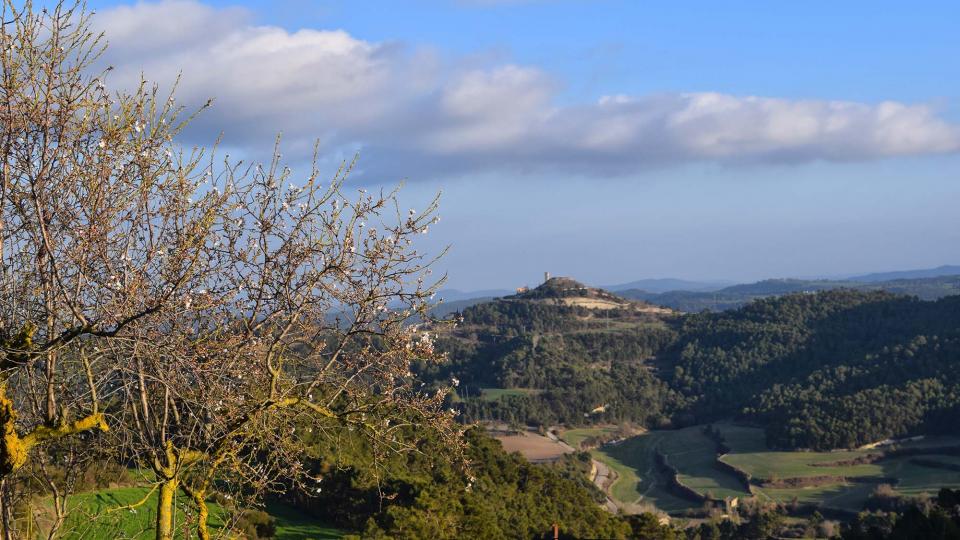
[156,478,179,540]
[0,385,108,477]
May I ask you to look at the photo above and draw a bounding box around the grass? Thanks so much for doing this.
[656,428,751,501]
[721,449,884,479]
[590,438,693,513]
[711,423,767,453]
[909,454,960,467]
[716,423,886,479]
[883,458,960,497]
[46,486,346,539]
[267,501,348,540]
[758,457,960,511]
[581,426,751,514]
[762,482,876,510]
[573,421,960,516]
[560,426,620,449]
[55,486,228,539]
[714,423,960,511]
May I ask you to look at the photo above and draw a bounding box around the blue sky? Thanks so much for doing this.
[116,0,959,106]
[86,0,960,289]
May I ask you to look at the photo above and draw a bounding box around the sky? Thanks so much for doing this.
[82,0,960,290]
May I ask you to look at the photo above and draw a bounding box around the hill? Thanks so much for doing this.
[619,274,960,312]
[420,277,960,520]
[430,281,960,452]
[659,290,960,449]
[847,264,960,282]
[290,427,632,539]
[602,278,733,293]
[419,278,679,427]
[428,265,960,316]
[429,296,499,318]
[436,287,512,301]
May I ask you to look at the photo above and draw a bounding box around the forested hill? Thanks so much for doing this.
[425,282,960,451]
[417,277,681,427]
[662,289,960,449]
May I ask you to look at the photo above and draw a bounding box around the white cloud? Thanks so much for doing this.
[95,0,960,179]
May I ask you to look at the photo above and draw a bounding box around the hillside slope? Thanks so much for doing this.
[659,290,960,449]
[420,278,679,426]
[430,280,960,451]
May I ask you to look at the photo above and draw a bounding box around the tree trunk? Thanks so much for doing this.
[156,478,178,540]
[191,489,210,540]
[0,478,13,540]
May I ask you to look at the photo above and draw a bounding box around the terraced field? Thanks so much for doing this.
[714,423,960,511]
[562,425,752,513]
[565,422,960,516]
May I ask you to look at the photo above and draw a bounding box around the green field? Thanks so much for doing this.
[655,427,752,501]
[592,434,697,513]
[562,426,752,514]
[561,426,620,449]
[565,422,960,516]
[717,423,883,479]
[714,423,960,511]
[52,486,227,539]
[49,486,345,539]
[268,502,349,540]
[909,454,960,468]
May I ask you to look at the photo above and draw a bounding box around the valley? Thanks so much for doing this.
[425,273,960,520]
[557,424,960,517]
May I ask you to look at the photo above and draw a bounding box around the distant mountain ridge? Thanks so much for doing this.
[601,278,733,293]
[619,274,960,312]
[845,264,960,282]
[432,265,960,315]
[437,288,512,302]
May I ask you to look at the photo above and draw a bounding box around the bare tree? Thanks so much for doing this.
[110,153,459,540]
[0,1,232,537]
[1,2,460,539]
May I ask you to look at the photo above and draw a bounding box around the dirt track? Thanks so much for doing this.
[590,459,620,513]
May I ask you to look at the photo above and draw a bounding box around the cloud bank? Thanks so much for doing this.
[96,0,960,179]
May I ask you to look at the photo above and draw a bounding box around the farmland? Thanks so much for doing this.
[495,431,574,462]
[560,426,622,450]
[560,425,751,513]
[563,422,960,516]
[587,432,700,513]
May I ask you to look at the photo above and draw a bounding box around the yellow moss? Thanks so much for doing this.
[1,322,37,368]
[0,384,109,477]
[0,386,28,475]
[23,412,109,444]
[156,478,179,540]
